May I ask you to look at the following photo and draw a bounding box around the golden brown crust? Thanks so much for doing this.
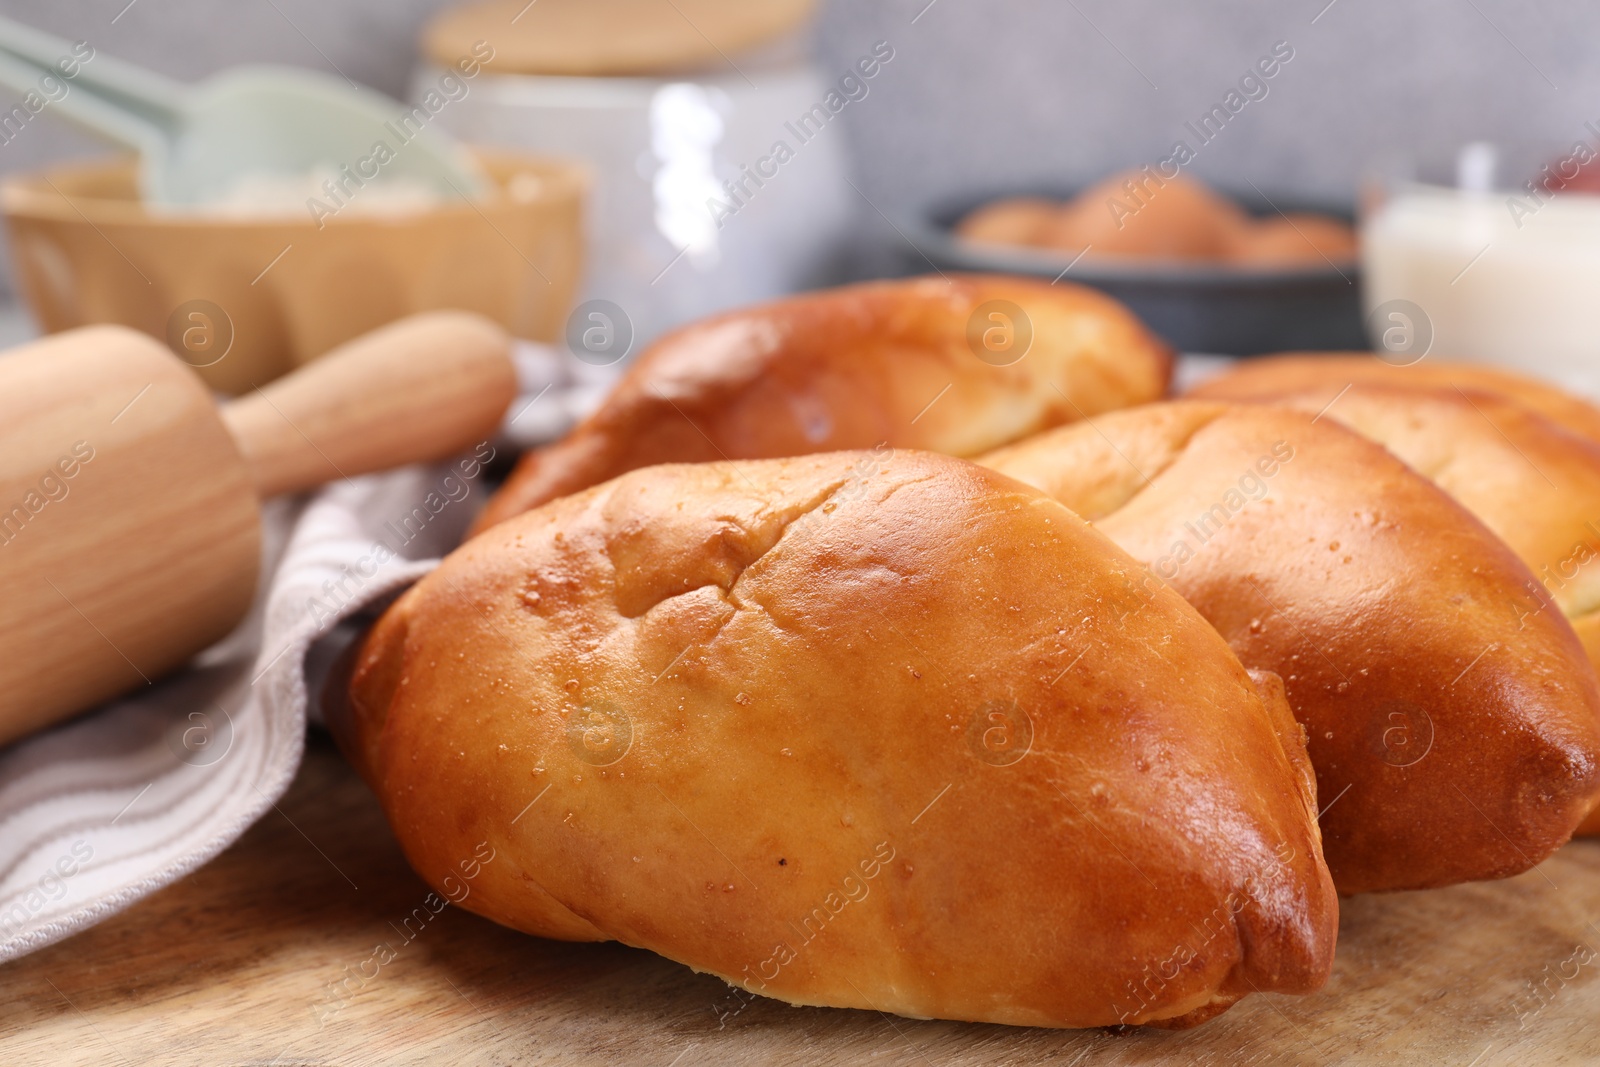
[1194,369,1600,647]
[980,403,1600,893]
[337,584,418,788]
[346,450,1335,1028]
[1193,362,1600,839]
[472,275,1172,533]
[1190,353,1600,444]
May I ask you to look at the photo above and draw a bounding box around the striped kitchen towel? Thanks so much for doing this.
[0,338,601,963]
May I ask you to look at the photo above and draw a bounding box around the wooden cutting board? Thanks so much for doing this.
[4,733,1600,1066]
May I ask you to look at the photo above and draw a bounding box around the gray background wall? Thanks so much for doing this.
[0,0,1592,294]
[821,0,1589,207]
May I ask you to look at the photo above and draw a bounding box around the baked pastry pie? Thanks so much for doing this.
[334,450,1336,1027]
[1192,358,1600,837]
[472,275,1171,532]
[981,402,1600,892]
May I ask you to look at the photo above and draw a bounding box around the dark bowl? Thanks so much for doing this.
[899,188,1366,355]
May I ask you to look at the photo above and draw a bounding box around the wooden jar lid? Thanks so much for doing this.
[422,0,817,77]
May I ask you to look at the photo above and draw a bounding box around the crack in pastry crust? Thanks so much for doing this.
[339,450,1336,1028]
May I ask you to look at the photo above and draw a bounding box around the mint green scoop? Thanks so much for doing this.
[0,14,486,207]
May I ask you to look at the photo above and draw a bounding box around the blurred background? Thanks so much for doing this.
[0,0,1594,371]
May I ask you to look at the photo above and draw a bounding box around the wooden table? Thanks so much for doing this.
[4,734,1600,1066]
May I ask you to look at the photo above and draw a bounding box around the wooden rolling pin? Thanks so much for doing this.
[0,310,516,746]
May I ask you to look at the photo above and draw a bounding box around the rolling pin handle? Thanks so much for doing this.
[220,311,517,499]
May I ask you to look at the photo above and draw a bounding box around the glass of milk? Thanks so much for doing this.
[1361,140,1600,394]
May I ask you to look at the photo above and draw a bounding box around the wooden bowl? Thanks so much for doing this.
[0,150,584,394]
